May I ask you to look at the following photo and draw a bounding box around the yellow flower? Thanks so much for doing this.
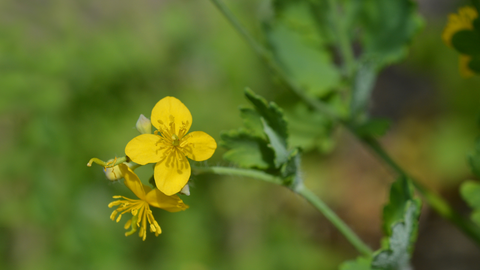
[108,164,189,240]
[442,6,478,77]
[125,97,217,195]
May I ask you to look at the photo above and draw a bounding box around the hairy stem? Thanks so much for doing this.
[192,166,283,185]
[295,184,373,256]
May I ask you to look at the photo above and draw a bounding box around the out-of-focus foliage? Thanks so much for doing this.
[265,0,341,98]
[460,181,480,225]
[358,0,423,68]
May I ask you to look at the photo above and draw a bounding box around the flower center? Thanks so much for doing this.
[172,134,180,146]
[156,116,189,148]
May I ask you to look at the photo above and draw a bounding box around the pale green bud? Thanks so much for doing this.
[136,114,152,134]
[180,184,190,196]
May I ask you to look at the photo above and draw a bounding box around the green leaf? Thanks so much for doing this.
[264,0,341,97]
[460,180,480,225]
[371,176,421,270]
[382,177,414,235]
[372,200,421,270]
[359,0,423,68]
[451,30,480,56]
[285,102,335,153]
[339,257,372,270]
[280,148,302,188]
[220,130,275,169]
[239,107,265,139]
[354,119,391,139]
[262,118,290,167]
[245,89,289,167]
[351,60,379,116]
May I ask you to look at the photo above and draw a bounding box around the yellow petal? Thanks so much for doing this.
[154,152,191,196]
[118,164,146,200]
[181,131,217,161]
[125,134,163,165]
[151,97,192,137]
[145,189,189,212]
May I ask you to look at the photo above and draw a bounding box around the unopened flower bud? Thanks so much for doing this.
[179,184,190,196]
[136,114,152,134]
[104,165,123,181]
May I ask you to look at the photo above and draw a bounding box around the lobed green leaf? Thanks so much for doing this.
[372,200,421,270]
[220,130,275,169]
[239,107,266,139]
[245,89,290,168]
[359,0,423,68]
[264,0,341,97]
[285,102,335,153]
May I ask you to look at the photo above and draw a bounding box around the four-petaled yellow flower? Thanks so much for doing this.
[125,97,217,195]
[109,164,189,240]
[442,6,478,77]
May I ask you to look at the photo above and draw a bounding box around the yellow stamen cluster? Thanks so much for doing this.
[109,196,162,241]
[155,117,192,173]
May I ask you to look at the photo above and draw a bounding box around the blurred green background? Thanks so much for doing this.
[1,0,480,269]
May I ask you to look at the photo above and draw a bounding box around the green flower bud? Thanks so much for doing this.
[104,163,124,181]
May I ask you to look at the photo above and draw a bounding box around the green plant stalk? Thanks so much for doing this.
[87,156,127,167]
[192,166,283,185]
[295,184,373,256]
[208,0,342,120]
[207,0,480,246]
[192,165,373,256]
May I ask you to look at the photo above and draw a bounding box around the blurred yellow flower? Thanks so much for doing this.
[109,164,189,240]
[442,6,478,77]
[125,97,217,195]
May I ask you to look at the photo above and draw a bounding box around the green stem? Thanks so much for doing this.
[192,166,283,185]
[326,0,355,77]
[192,166,372,255]
[87,156,127,167]
[208,0,342,121]
[363,137,480,246]
[295,184,373,256]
